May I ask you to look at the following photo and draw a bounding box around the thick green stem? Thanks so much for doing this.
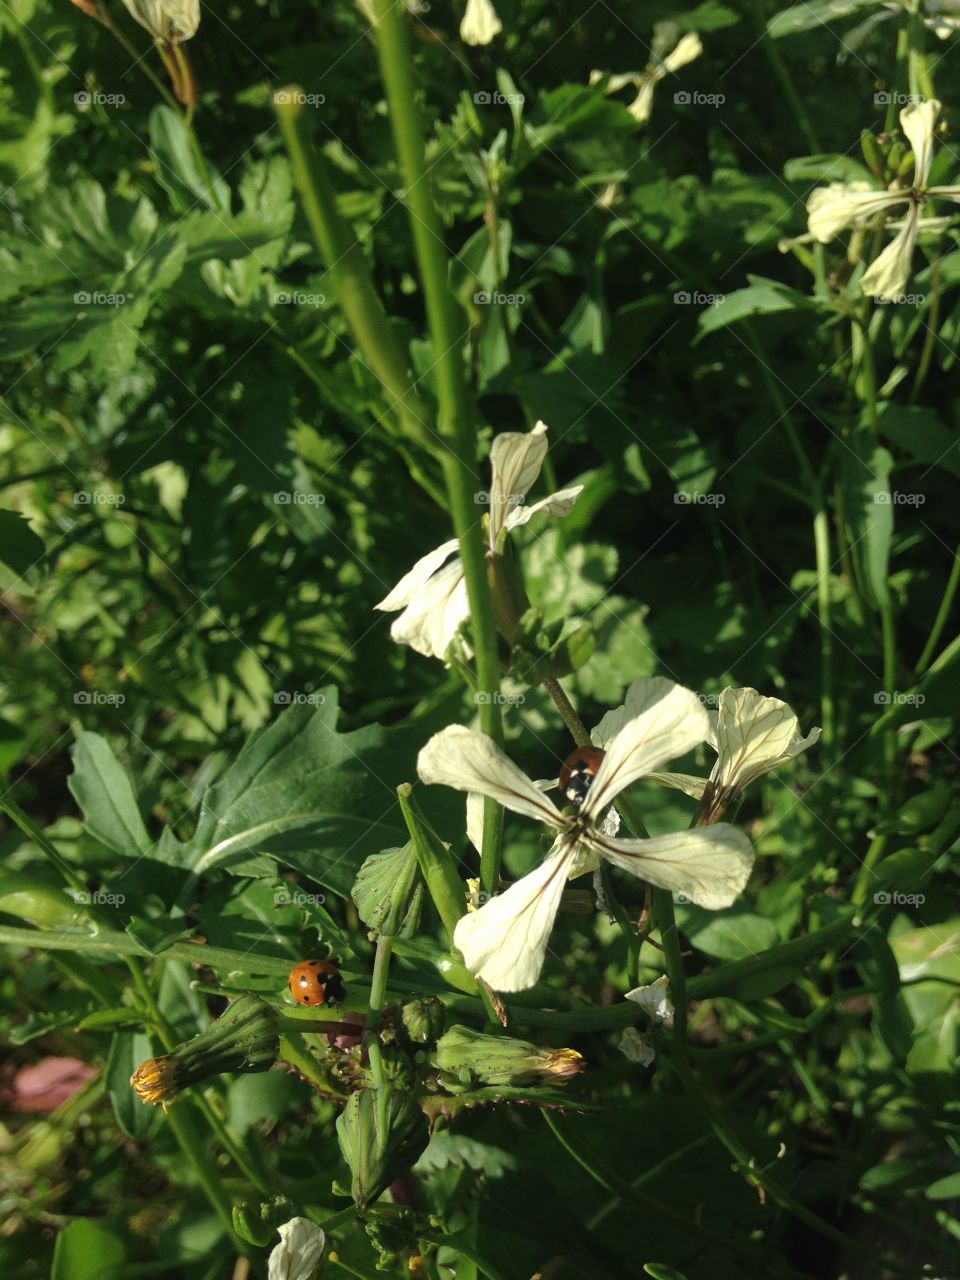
[368,0,504,895]
[274,95,433,449]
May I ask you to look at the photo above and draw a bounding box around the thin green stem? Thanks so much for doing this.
[813,506,835,763]
[915,541,960,674]
[368,0,504,895]
[274,95,433,450]
[542,676,590,746]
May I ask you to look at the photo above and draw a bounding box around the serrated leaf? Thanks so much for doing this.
[351,843,423,937]
[69,734,153,858]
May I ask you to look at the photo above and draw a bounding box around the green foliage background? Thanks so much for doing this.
[1,0,960,1277]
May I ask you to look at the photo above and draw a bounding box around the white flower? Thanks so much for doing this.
[625,974,673,1022]
[419,682,754,991]
[460,0,502,45]
[375,422,581,660]
[595,680,820,822]
[120,0,199,42]
[618,1026,655,1066]
[806,99,960,298]
[590,29,702,125]
[268,1218,325,1280]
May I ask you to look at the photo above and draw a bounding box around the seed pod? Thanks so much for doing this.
[130,993,278,1106]
[435,1024,584,1088]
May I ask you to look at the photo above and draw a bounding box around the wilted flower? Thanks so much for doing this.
[130,994,278,1107]
[590,26,702,124]
[435,1024,583,1087]
[618,1026,656,1067]
[267,1217,325,1280]
[120,0,199,42]
[807,99,960,298]
[419,681,754,992]
[460,0,502,45]
[376,422,581,660]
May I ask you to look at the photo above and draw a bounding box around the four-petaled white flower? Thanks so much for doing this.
[590,28,702,124]
[806,98,960,298]
[375,421,581,660]
[418,682,754,992]
[625,973,673,1022]
[460,0,502,45]
[598,681,820,821]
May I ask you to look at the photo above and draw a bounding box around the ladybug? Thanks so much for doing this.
[288,959,345,1007]
[559,746,606,808]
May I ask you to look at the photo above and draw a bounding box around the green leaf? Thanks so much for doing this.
[69,734,153,858]
[351,843,423,937]
[51,1220,126,1280]
[841,435,893,610]
[154,692,453,899]
[149,106,231,214]
[875,402,960,481]
[415,1132,517,1176]
[644,1266,690,1280]
[696,275,818,337]
[0,510,44,589]
[926,1171,960,1200]
[106,1029,155,1140]
[784,154,874,184]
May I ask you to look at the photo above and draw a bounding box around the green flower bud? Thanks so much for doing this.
[401,997,447,1044]
[130,994,278,1106]
[435,1024,584,1089]
[859,129,885,179]
[233,1194,297,1247]
[335,1084,429,1212]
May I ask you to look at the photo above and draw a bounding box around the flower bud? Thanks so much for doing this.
[435,1024,584,1088]
[233,1194,297,1247]
[130,994,278,1106]
[335,1084,429,1212]
[401,996,447,1044]
[120,0,199,44]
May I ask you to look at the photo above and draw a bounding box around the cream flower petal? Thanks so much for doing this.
[488,422,549,545]
[268,1218,325,1280]
[418,726,564,830]
[806,182,904,242]
[460,0,502,45]
[625,973,673,1021]
[501,485,584,533]
[583,683,708,819]
[375,536,460,611]
[586,823,754,909]
[386,558,469,660]
[628,80,657,124]
[644,770,708,800]
[591,675,688,749]
[453,841,576,991]
[711,687,820,795]
[121,0,200,42]
[900,98,940,188]
[661,31,703,74]
[925,185,960,204]
[861,203,921,298]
